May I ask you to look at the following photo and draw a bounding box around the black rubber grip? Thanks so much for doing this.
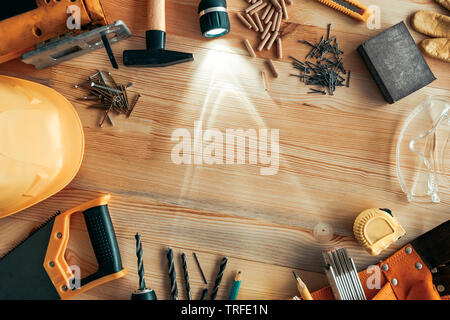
[81,205,124,286]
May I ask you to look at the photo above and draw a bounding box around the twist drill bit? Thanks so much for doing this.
[210,257,229,300]
[166,247,179,300]
[136,233,146,290]
[201,288,208,300]
[181,253,192,300]
[131,233,157,300]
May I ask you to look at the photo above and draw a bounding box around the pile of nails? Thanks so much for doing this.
[75,70,141,127]
[290,24,351,96]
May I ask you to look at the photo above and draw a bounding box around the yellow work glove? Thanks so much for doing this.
[411,0,450,63]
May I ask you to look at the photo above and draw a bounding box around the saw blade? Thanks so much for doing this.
[0,213,61,300]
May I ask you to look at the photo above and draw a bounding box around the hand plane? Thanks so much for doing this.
[0,0,131,69]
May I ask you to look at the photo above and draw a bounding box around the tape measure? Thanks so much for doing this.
[353,208,406,256]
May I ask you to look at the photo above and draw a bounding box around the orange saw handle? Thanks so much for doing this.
[44,194,127,300]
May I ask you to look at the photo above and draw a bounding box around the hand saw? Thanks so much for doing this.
[0,194,127,300]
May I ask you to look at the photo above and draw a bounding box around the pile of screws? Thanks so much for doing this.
[290,24,351,95]
[75,70,141,127]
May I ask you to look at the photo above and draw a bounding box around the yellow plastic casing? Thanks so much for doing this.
[0,0,108,64]
[316,0,373,22]
[0,75,84,218]
[353,208,406,256]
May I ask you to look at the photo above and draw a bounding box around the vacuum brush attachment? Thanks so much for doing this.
[198,0,230,38]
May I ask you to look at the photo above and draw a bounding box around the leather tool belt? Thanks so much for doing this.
[312,220,449,300]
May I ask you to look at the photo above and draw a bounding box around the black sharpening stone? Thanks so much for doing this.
[357,21,436,104]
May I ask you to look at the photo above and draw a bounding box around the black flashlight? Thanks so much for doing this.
[198,0,230,38]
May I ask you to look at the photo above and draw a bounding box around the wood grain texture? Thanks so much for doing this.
[0,0,449,300]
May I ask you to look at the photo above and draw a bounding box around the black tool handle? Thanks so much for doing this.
[81,205,124,286]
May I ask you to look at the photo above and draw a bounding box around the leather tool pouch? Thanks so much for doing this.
[312,220,449,300]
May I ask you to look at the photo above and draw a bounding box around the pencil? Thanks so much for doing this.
[228,271,243,300]
[293,271,313,300]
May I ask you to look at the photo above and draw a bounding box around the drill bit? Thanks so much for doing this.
[166,247,179,300]
[200,288,208,300]
[210,257,229,300]
[193,252,208,284]
[181,253,192,300]
[135,233,146,290]
[131,233,157,300]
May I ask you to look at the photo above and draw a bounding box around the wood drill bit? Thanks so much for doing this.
[135,233,146,290]
[181,253,192,300]
[166,247,179,300]
[210,257,229,300]
[200,288,208,300]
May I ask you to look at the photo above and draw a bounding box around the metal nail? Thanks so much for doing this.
[91,82,122,94]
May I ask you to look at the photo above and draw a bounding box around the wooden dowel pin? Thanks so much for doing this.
[236,12,252,29]
[266,59,279,78]
[244,39,257,58]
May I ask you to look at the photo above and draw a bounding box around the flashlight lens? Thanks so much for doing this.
[205,28,228,37]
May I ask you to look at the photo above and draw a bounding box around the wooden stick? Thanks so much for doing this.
[266,59,279,78]
[236,12,252,29]
[243,39,257,58]
[246,0,263,13]
[280,0,288,19]
[261,71,269,91]
[264,7,275,24]
[261,3,272,20]
[253,13,264,32]
[261,21,272,39]
[277,38,283,59]
[245,13,259,31]
[250,2,268,15]
[271,12,279,32]
[266,31,279,50]
[269,0,282,11]
[275,9,283,31]
[257,32,272,51]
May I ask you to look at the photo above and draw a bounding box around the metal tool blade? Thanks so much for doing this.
[22,20,131,70]
[331,0,362,14]
[0,215,60,299]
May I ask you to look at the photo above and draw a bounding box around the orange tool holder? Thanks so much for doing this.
[0,0,108,64]
[44,195,127,300]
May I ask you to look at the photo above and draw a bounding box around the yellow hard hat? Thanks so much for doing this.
[0,75,84,218]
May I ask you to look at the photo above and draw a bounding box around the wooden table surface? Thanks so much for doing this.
[0,0,449,300]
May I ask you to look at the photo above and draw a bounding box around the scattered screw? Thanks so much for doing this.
[91,82,123,94]
[75,71,141,127]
